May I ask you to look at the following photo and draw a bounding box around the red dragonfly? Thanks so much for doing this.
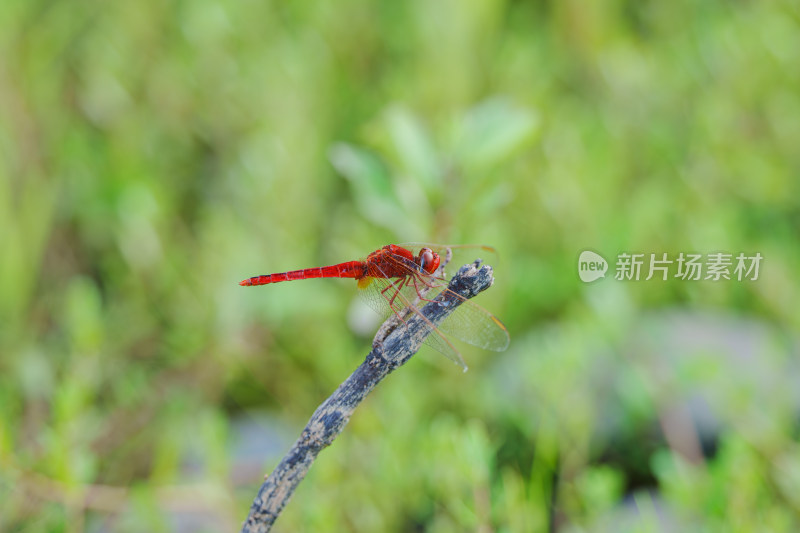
[239,244,509,370]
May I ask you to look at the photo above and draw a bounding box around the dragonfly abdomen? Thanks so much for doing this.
[239,261,365,286]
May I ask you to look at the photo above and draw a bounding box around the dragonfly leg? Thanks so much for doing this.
[382,281,412,330]
[380,278,405,307]
[417,270,446,290]
[378,278,414,328]
[411,274,441,303]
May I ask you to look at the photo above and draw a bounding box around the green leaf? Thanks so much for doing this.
[328,142,416,233]
[383,105,441,189]
[453,97,539,171]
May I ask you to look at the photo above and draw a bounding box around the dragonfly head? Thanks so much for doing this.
[418,247,440,274]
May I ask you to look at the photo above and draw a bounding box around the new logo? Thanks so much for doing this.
[578,250,608,283]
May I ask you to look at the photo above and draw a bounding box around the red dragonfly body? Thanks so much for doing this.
[239,244,438,286]
[240,244,508,370]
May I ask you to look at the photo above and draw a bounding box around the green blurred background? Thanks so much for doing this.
[2,0,800,531]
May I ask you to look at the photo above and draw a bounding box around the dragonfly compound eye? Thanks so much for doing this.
[419,248,440,274]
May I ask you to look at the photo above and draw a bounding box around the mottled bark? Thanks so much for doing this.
[240,260,496,532]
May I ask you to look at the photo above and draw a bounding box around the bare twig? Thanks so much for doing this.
[240,260,497,532]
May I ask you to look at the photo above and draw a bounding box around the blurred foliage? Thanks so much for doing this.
[1,0,800,531]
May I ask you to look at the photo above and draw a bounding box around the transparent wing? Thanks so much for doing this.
[357,247,509,369]
[394,243,499,277]
[430,289,510,352]
[391,243,509,350]
[358,273,470,370]
[394,243,498,256]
